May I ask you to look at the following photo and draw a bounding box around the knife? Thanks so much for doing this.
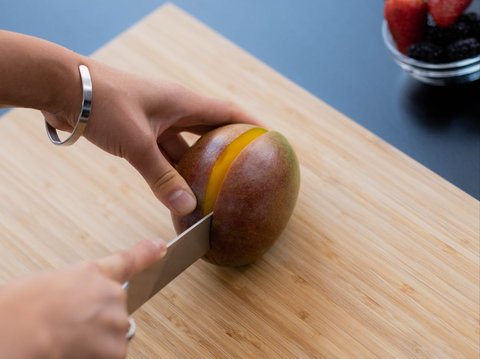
[125,212,212,314]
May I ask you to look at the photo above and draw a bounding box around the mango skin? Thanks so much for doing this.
[172,124,300,266]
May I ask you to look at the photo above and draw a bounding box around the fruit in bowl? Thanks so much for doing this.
[385,0,480,61]
[409,14,480,63]
[384,0,480,84]
[384,0,429,54]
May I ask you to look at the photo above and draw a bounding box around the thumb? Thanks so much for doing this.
[95,239,167,283]
[128,142,197,216]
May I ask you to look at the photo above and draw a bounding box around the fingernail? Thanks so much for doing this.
[168,190,196,215]
[151,240,167,255]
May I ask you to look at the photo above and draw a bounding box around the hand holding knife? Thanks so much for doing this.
[121,212,213,339]
[124,212,212,314]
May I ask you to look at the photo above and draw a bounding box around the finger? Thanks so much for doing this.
[181,96,263,127]
[92,332,128,359]
[128,142,197,216]
[211,99,263,126]
[104,305,131,334]
[200,98,262,126]
[95,299,130,332]
[95,239,167,283]
[172,125,218,135]
[159,133,190,164]
[158,145,174,167]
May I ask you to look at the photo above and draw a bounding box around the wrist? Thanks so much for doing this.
[46,54,88,128]
[0,31,86,128]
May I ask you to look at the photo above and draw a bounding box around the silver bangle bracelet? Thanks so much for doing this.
[45,64,92,146]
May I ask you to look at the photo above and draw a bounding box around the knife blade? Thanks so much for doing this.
[125,212,212,314]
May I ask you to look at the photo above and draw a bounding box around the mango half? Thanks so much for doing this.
[172,124,300,266]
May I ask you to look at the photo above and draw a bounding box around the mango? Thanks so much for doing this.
[172,124,300,266]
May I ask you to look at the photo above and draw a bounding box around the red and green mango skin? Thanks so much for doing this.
[172,124,255,231]
[172,124,300,267]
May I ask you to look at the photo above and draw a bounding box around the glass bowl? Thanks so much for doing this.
[382,21,480,86]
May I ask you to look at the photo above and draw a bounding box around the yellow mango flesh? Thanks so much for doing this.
[203,127,267,214]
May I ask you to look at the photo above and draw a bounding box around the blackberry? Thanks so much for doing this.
[453,16,474,38]
[446,38,480,61]
[458,13,478,27]
[427,16,471,46]
[407,42,445,63]
[461,13,480,40]
[426,25,463,46]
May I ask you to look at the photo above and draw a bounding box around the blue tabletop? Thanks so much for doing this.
[1,0,479,199]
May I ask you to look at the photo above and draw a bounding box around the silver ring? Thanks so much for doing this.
[126,318,136,341]
[45,64,92,146]
[123,282,136,340]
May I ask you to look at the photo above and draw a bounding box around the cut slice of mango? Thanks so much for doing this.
[203,127,267,214]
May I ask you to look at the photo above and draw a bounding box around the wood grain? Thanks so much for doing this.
[0,3,478,358]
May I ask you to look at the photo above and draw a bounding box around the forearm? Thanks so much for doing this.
[0,30,85,123]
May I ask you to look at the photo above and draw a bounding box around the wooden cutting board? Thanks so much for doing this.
[0,3,478,358]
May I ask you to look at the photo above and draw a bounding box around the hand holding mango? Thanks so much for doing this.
[172,124,300,266]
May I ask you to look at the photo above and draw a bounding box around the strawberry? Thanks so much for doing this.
[385,0,428,53]
[428,0,473,28]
